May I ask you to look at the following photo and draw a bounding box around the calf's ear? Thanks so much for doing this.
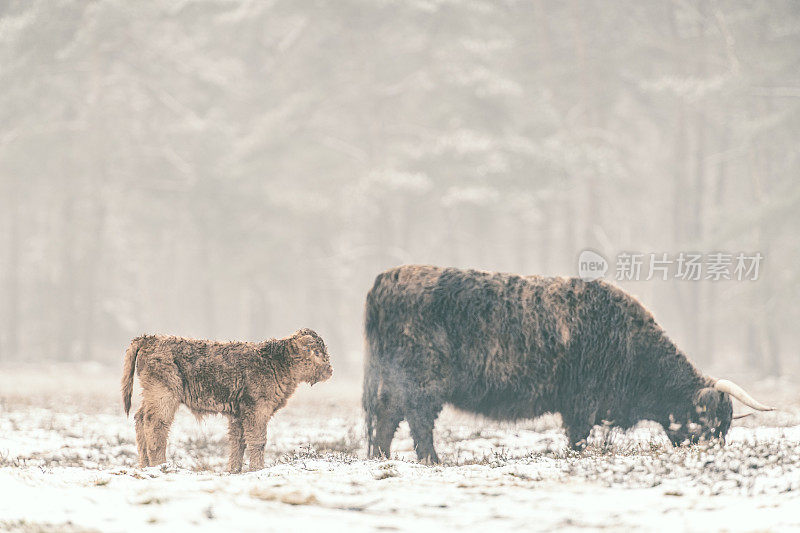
[291,333,316,354]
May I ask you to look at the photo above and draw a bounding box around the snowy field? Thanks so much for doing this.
[1,364,799,532]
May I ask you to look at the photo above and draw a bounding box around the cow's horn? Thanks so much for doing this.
[714,379,775,411]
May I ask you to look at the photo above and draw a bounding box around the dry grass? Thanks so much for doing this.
[2,362,800,497]
[0,521,101,533]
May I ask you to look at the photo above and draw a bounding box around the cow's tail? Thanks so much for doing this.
[363,352,380,458]
[121,337,144,416]
[363,275,385,458]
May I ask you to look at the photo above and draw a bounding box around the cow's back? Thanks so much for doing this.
[364,265,589,419]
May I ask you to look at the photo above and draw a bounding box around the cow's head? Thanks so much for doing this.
[290,328,333,385]
[665,379,773,445]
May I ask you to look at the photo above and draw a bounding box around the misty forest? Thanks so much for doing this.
[2,2,800,531]
[2,0,799,378]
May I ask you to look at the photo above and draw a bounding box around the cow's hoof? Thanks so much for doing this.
[571,439,588,452]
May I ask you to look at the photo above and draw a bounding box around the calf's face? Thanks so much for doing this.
[291,329,333,385]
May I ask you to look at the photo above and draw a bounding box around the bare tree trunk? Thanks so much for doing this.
[445,207,461,268]
[692,7,710,365]
[80,199,106,360]
[689,109,707,364]
[538,200,549,274]
[570,0,600,251]
[79,53,107,360]
[58,186,78,360]
[706,128,727,367]
[757,98,781,376]
[533,0,553,275]
[669,3,704,362]
[561,178,576,274]
[673,104,688,244]
[247,282,269,340]
[197,215,217,338]
[4,190,21,359]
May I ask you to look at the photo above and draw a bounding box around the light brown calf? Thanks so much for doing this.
[121,329,332,472]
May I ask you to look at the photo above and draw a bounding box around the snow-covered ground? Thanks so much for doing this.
[1,364,799,532]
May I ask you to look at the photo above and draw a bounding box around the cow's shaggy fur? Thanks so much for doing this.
[122,329,332,472]
[363,265,734,463]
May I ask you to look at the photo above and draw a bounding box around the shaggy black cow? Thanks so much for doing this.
[363,265,773,463]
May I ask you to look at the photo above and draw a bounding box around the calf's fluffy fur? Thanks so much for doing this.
[122,329,332,472]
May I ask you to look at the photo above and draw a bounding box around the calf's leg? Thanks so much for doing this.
[243,406,271,471]
[134,407,149,467]
[227,416,246,473]
[141,387,179,466]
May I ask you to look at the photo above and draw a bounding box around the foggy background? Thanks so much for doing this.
[1,0,798,380]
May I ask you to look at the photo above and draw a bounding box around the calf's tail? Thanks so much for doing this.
[121,337,143,416]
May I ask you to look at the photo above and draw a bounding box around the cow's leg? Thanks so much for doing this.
[563,406,598,451]
[369,383,404,459]
[243,405,271,471]
[141,386,179,466]
[565,423,591,451]
[406,400,443,464]
[134,406,150,467]
[227,416,246,473]
[373,411,403,459]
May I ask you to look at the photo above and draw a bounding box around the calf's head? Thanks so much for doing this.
[665,378,773,445]
[290,328,333,385]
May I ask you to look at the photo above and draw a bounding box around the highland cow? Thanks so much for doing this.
[363,265,773,463]
[122,329,332,472]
